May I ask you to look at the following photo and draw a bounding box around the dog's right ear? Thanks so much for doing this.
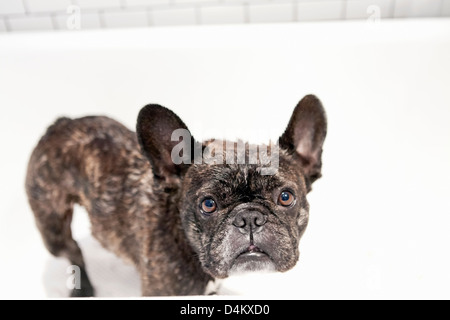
[137,104,194,181]
[279,95,327,186]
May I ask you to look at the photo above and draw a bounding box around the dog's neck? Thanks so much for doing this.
[139,179,212,295]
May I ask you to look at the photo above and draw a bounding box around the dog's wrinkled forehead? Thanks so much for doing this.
[190,165,277,197]
[184,142,306,202]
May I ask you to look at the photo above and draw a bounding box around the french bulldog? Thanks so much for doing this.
[25,94,327,297]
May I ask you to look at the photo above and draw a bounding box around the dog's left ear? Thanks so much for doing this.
[279,95,327,185]
[137,104,194,182]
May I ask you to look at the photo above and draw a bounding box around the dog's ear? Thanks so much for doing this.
[137,104,194,181]
[279,95,327,185]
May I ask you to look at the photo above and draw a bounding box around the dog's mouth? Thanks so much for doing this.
[237,244,268,259]
[228,243,275,275]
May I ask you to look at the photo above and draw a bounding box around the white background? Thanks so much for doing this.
[0,19,450,299]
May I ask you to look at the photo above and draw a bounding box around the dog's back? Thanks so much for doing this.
[25,116,150,296]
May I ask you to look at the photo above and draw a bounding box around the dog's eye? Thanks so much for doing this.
[201,198,217,215]
[278,191,295,207]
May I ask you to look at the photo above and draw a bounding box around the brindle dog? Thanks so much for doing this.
[26,95,327,297]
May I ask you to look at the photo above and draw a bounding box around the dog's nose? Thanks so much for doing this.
[232,211,267,234]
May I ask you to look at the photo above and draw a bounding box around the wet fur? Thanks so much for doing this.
[26,95,326,296]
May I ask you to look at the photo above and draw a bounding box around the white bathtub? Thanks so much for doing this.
[1,19,450,299]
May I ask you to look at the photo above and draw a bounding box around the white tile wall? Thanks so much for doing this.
[0,19,7,32]
[297,1,344,21]
[443,0,450,16]
[346,0,393,19]
[0,0,26,15]
[103,10,149,28]
[9,16,54,32]
[200,5,245,24]
[249,3,294,23]
[174,0,217,3]
[75,0,122,10]
[0,0,448,33]
[223,0,268,2]
[80,12,103,29]
[152,7,197,26]
[394,0,442,18]
[54,12,102,30]
[26,0,72,13]
[54,13,71,31]
[125,0,170,6]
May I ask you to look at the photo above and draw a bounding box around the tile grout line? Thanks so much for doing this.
[22,0,30,15]
[50,13,58,31]
[341,0,348,20]
[146,8,153,27]
[390,0,396,18]
[195,5,202,25]
[292,0,298,22]
[244,2,249,24]
[4,16,11,32]
[98,10,106,28]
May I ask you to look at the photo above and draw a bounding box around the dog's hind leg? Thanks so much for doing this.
[26,182,95,297]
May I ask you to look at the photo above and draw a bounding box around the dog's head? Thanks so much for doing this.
[137,95,327,278]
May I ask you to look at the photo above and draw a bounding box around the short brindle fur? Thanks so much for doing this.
[26,95,327,297]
